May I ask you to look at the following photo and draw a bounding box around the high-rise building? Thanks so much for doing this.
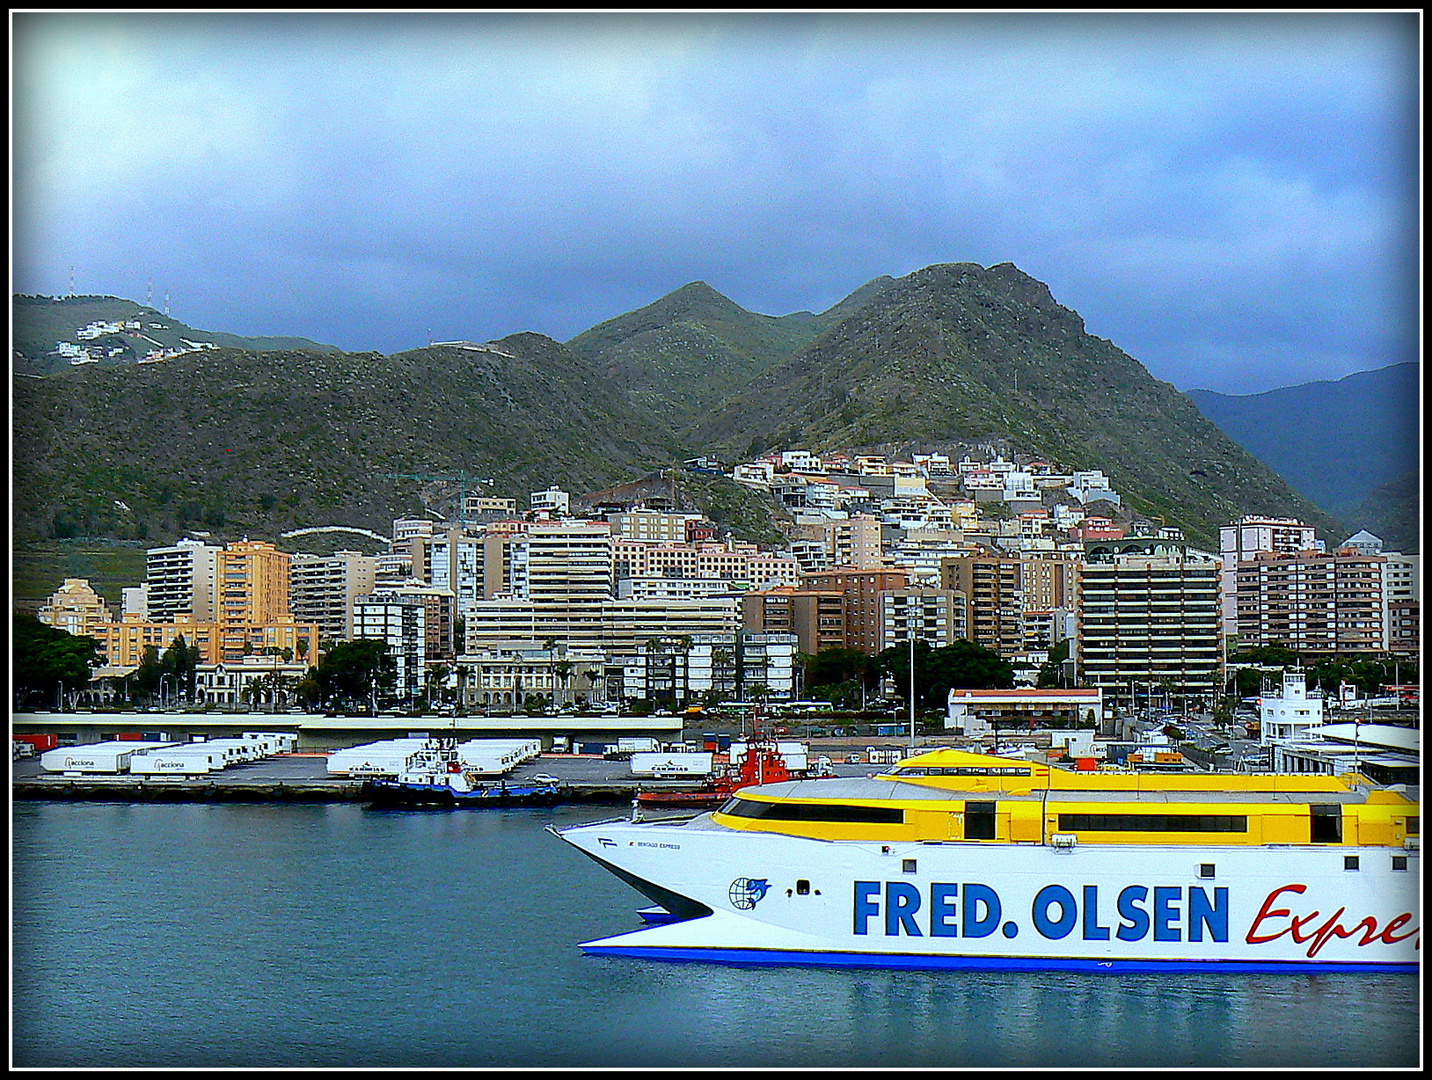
[800,568,910,654]
[145,538,221,623]
[877,587,967,652]
[940,551,1023,658]
[1077,544,1222,709]
[216,539,290,626]
[1219,516,1321,637]
[290,550,378,645]
[1234,547,1387,656]
[742,587,847,656]
[353,594,427,701]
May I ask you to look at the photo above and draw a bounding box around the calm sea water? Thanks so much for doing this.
[11,801,1422,1069]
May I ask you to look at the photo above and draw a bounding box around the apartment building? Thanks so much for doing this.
[940,550,1023,658]
[371,578,456,661]
[289,550,378,644]
[877,587,967,652]
[1219,515,1322,636]
[1233,547,1388,656]
[217,539,291,626]
[508,521,614,605]
[1076,545,1222,709]
[93,615,320,668]
[145,538,221,623]
[800,568,910,655]
[353,594,427,701]
[462,594,741,657]
[1383,552,1419,654]
[742,587,847,656]
[606,509,709,542]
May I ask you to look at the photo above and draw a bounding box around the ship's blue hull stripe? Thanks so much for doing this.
[581,944,1417,974]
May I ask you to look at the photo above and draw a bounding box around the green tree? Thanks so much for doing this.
[316,639,397,707]
[1035,640,1071,689]
[161,634,201,702]
[12,613,103,708]
[877,638,1015,709]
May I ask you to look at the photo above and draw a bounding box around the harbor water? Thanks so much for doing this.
[11,801,1421,1069]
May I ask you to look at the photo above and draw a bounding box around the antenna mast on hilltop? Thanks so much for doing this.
[68,266,75,297]
[164,290,171,317]
[147,278,154,307]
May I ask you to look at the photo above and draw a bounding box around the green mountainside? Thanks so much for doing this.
[12,294,340,375]
[686,262,1345,548]
[12,336,672,542]
[565,280,871,428]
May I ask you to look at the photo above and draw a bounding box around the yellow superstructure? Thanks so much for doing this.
[710,748,1419,849]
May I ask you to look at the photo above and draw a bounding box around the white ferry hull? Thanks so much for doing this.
[555,818,1420,971]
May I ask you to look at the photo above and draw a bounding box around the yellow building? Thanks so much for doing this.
[93,614,319,668]
[37,578,115,637]
[217,539,291,626]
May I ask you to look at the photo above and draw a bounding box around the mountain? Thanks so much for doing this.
[565,279,887,431]
[12,294,341,375]
[11,263,1350,552]
[1340,470,1420,554]
[685,262,1345,548]
[1185,363,1419,522]
[12,336,673,542]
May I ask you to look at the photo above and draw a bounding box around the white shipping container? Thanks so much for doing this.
[40,741,172,774]
[326,738,435,776]
[617,737,660,754]
[129,749,220,775]
[630,752,714,777]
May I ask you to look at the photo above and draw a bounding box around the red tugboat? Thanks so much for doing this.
[636,720,830,810]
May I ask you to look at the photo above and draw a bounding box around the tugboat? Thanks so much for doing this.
[636,720,831,810]
[364,742,560,809]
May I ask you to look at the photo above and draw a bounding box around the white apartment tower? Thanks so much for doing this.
[145,538,221,623]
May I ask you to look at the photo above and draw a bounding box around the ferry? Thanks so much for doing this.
[550,747,1419,971]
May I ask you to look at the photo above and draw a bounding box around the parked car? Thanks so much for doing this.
[529,774,561,785]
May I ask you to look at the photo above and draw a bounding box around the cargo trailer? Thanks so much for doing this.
[40,740,172,774]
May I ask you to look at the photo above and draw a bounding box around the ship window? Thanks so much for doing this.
[966,801,998,840]
[902,859,917,874]
[796,879,810,895]
[1198,864,1216,878]
[1344,855,1360,871]
[1406,817,1420,836]
[720,799,904,824]
[1392,856,1408,871]
[1310,804,1343,844]
[1057,814,1248,833]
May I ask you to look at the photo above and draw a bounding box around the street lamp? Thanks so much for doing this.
[908,630,916,752]
[159,673,174,711]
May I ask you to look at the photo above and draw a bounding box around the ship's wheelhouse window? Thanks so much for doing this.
[1057,814,1248,833]
[1406,817,1420,836]
[966,801,998,840]
[1310,804,1343,844]
[720,799,904,824]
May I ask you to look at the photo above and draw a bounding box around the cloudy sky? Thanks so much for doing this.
[12,11,1419,395]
